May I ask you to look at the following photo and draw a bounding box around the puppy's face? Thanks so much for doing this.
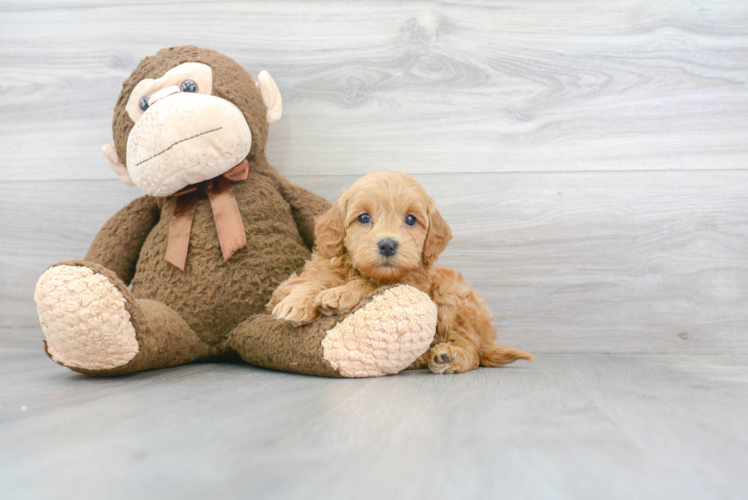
[315,172,452,281]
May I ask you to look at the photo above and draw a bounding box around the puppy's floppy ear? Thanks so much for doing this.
[315,189,348,259]
[423,200,452,266]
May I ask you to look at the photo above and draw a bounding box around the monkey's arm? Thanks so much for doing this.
[260,164,331,250]
[281,180,331,250]
[85,195,161,285]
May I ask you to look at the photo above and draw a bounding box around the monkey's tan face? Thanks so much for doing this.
[123,62,252,197]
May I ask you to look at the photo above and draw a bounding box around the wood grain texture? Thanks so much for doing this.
[1,351,747,499]
[1,0,747,181]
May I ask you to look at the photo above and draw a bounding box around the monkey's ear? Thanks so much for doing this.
[255,70,282,123]
[102,144,134,186]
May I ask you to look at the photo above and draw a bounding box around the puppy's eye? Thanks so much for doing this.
[405,214,417,226]
[357,213,371,224]
[139,97,149,112]
[181,80,198,93]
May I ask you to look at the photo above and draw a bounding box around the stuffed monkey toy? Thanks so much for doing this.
[34,46,436,377]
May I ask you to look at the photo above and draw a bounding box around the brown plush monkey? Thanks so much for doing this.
[34,46,436,377]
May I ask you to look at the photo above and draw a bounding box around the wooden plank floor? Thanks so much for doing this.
[2,350,747,500]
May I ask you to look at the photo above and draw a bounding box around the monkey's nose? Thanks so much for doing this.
[378,239,398,257]
[147,86,180,106]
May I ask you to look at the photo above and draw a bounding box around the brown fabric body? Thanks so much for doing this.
[85,195,161,285]
[66,158,334,376]
[43,46,347,377]
[166,159,250,270]
[124,159,327,346]
[81,157,330,331]
[46,157,339,375]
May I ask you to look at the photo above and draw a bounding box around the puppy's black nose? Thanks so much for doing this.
[378,239,398,257]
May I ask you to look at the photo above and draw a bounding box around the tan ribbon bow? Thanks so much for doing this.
[165,159,249,271]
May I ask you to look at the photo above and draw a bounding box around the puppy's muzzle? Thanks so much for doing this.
[378,239,398,257]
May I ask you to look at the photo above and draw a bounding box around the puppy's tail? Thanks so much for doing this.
[479,345,534,367]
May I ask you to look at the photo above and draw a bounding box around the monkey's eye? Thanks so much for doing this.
[357,213,371,224]
[139,97,149,112]
[180,80,198,93]
[405,214,417,226]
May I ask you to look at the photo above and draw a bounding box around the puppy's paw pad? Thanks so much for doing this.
[428,344,471,374]
[433,353,449,364]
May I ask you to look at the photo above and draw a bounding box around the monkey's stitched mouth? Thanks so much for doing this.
[135,127,223,167]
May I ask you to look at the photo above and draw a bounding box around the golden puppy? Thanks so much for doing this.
[268,172,533,374]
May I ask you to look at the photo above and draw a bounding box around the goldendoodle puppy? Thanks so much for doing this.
[268,171,533,374]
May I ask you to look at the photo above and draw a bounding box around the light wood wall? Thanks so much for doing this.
[2,0,747,353]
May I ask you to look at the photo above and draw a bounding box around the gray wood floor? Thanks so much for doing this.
[2,350,747,500]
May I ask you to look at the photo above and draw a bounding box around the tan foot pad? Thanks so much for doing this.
[321,285,437,377]
[34,265,139,371]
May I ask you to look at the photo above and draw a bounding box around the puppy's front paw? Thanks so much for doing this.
[316,286,362,316]
[428,343,474,374]
[266,278,298,311]
[266,288,286,311]
[272,295,318,326]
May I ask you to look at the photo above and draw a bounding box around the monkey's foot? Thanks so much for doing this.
[35,265,139,371]
[321,285,437,377]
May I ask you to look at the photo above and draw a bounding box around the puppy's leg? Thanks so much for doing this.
[428,334,481,374]
[272,282,325,326]
[406,352,431,370]
[426,271,483,374]
[428,324,533,373]
[267,273,303,310]
[316,279,377,316]
[426,267,533,374]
